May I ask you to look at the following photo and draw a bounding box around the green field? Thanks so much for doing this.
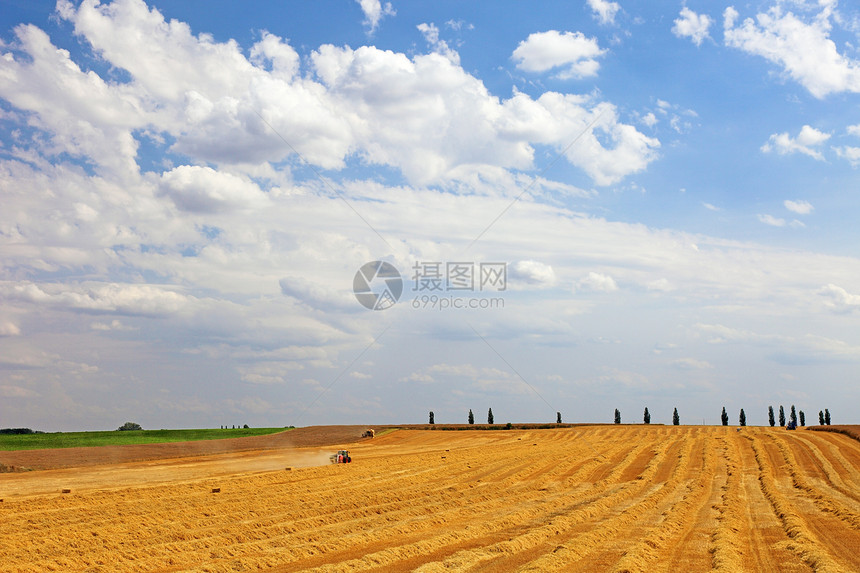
[0,427,290,451]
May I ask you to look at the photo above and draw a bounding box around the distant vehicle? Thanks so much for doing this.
[330,450,351,464]
[362,429,375,438]
[786,420,797,430]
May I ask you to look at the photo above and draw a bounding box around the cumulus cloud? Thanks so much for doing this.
[761,125,830,160]
[672,7,713,46]
[90,319,135,331]
[587,0,621,25]
[835,146,860,166]
[512,30,606,79]
[670,357,714,370]
[355,0,395,34]
[160,165,269,213]
[818,284,860,313]
[0,320,21,336]
[758,214,805,228]
[1,281,195,316]
[576,272,618,292]
[417,22,459,64]
[509,260,557,288]
[0,0,660,190]
[784,199,813,215]
[724,4,860,98]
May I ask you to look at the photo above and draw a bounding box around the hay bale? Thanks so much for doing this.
[61,489,71,494]
[211,488,221,493]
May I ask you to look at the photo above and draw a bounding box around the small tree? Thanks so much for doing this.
[790,405,797,427]
[488,408,494,424]
[768,405,775,427]
[117,422,142,431]
[721,407,729,426]
[825,408,831,425]
[799,410,805,426]
[468,409,474,424]
[643,407,651,424]
[779,405,785,427]
[672,408,680,425]
[739,409,746,427]
[557,412,562,424]
[819,410,825,425]
[429,411,435,424]
[614,409,621,424]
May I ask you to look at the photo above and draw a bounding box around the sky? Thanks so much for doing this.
[1,0,859,431]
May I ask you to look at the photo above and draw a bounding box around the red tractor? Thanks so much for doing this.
[330,450,351,463]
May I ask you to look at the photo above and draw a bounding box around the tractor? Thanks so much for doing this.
[362,429,375,438]
[330,449,351,464]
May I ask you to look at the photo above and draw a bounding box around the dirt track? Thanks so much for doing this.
[1,425,859,572]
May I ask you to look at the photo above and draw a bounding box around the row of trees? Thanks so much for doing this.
[766,405,833,427]
[614,406,834,426]
[429,410,565,424]
[427,406,834,426]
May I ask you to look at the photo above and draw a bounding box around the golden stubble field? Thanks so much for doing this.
[1,425,859,572]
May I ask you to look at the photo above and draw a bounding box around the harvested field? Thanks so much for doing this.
[1,425,859,572]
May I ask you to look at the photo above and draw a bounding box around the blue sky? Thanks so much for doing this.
[1,0,859,431]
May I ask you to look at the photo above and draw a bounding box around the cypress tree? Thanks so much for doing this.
[468,409,474,424]
[672,408,680,425]
[429,411,434,424]
[779,405,785,427]
[768,405,775,427]
[819,410,825,425]
[825,408,831,425]
[488,408,494,424]
[739,409,746,426]
[721,407,729,426]
[643,407,651,424]
[790,405,797,427]
[799,411,805,426]
[614,409,621,424]
[556,412,562,424]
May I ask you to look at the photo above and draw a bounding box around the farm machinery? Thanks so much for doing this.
[362,429,375,438]
[330,450,351,464]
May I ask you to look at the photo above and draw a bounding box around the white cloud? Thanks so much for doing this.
[90,320,135,331]
[510,260,557,288]
[703,202,721,211]
[818,284,860,313]
[587,0,621,26]
[417,22,459,64]
[1,385,40,398]
[0,320,21,336]
[761,125,831,160]
[724,4,860,98]
[835,146,860,166]
[512,30,606,79]
[160,165,269,213]
[758,214,786,227]
[672,7,713,46]
[1,281,196,317]
[576,272,618,292]
[640,112,658,127]
[784,199,814,215]
[355,0,395,34]
[670,357,714,370]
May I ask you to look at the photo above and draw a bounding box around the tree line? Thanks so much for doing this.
[610,405,833,426]
[426,405,833,426]
[429,409,565,425]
